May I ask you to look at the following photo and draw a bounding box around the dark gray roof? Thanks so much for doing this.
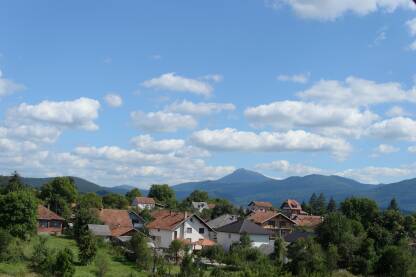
[216,219,272,235]
[284,230,316,243]
[88,224,111,237]
[207,214,238,229]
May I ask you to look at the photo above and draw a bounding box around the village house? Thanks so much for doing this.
[280,199,308,217]
[88,224,112,240]
[248,210,296,238]
[98,208,136,237]
[132,196,156,210]
[192,201,209,212]
[215,218,273,251]
[247,201,273,212]
[128,210,146,229]
[37,205,65,235]
[207,214,239,229]
[280,199,323,228]
[146,210,215,249]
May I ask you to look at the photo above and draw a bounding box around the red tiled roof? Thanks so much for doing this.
[250,201,273,208]
[98,209,134,236]
[193,239,216,246]
[37,205,64,221]
[248,211,296,225]
[147,210,189,230]
[292,215,323,228]
[134,197,155,205]
[283,199,302,210]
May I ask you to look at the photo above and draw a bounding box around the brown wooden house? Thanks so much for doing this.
[248,210,296,238]
[37,205,65,235]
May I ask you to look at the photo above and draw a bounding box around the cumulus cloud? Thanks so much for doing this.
[386,106,410,117]
[337,165,415,184]
[298,76,414,107]
[8,97,100,131]
[408,146,416,153]
[130,111,197,132]
[255,160,323,176]
[0,70,25,97]
[104,93,123,107]
[267,0,414,21]
[165,100,236,116]
[406,18,416,50]
[373,144,400,156]
[201,74,223,83]
[367,117,416,141]
[277,73,310,84]
[142,73,214,96]
[191,128,351,160]
[245,100,378,137]
[131,135,185,153]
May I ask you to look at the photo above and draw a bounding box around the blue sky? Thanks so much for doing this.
[1,0,416,187]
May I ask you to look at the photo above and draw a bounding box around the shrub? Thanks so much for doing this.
[52,247,75,277]
[94,251,111,277]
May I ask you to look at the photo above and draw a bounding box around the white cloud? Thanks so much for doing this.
[255,160,323,176]
[406,18,416,50]
[386,106,410,117]
[201,74,223,83]
[0,70,25,97]
[268,0,414,21]
[8,97,100,131]
[298,76,414,107]
[408,146,416,153]
[104,93,123,107]
[245,100,378,137]
[131,135,185,153]
[277,73,310,84]
[337,165,414,184]
[142,73,214,96]
[373,144,400,155]
[367,117,416,141]
[165,100,236,116]
[191,128,351,160]
[130,111,197,132]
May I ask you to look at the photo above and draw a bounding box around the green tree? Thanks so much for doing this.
[316,193,327,215]
[125,188,142,203]
[287,237,326,276]
[200,245,225,263]
[326,244,339,274]
[387,197,399,211]
[53,247,75,277]
[102,193,128,209]
[94,251,111,277]
[375,245,414,277]
[73,205,100,242]
[77,230,97,265]
[31,236,55,274]
[211,198,236,218]
[169,239,184,264]
[4,171,25,193]
[0,189,38,239]
[309,193,318,214]
[130,232,152,270]
[180,254,198,277]
[148,184,176,207]
[340,197,379,229]
[327,197,337,213]
[0,229,13,261]
[79,193,102,209]
[273,236,286,268]
[40,177,78,219]
[239,232,252,248]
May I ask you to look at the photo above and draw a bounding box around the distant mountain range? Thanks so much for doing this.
[2,169,416,211]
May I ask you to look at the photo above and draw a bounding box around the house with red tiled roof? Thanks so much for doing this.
[146,210,215,249]
[132,197,156,210]
[291,214,323,228]
[248,201,273,212]
[37,205,65,235]
[98,209,136,237]
[248,210,296,237]
[280,199,308,217]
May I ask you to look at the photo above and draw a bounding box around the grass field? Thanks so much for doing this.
[0,235,161,277]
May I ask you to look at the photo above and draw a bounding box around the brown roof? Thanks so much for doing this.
[37,205,64,221]
[98,209,134,236]
[193,239,216,246]
[134,197,155,205]
[248,211,296,225]
[250,201,273,208]
[282,199,302,210]
[292,214,323,228]
[147,210,189,230]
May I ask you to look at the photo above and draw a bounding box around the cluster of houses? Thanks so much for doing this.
[36,197,323,254]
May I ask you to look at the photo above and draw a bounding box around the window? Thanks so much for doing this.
[50,221,61,228]
[174,231,178,239]
[199,228,205,234]
[228,233,231,239]
[187,228,192,234]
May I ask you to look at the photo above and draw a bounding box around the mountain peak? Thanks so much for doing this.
[217,168,272,183]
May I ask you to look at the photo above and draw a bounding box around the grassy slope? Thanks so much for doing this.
[0,236,150,277]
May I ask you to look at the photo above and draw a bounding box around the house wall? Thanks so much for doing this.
[217,232,270,251]
[137,203,155,210]
[149,229,173,248]
[181,216,210,243]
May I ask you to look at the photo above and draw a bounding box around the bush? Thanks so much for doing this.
[31,236,55,274]
[94,251,111,277]
[0,229,13,261]
[78,230,98,265]
[52,247,75,277]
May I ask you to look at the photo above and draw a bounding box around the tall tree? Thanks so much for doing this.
[40,177,78,219]
[0,189,38,239]
[77,231,97,265]
[73,204,100,242]
[287,238,326,276]
[52,248,75,277]
[388,198,399,211]
[316,193,327,215]
[4,171,25,193]
[148,184,176,207]
[102,193,128,209]
[130,232,152,270]
[340,197,379,229]
[375,245,414,277]
[327,197,337,213]
[309,193,318,214]
[125,188,142,203]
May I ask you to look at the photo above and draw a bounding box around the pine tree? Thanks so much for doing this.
[77,231,97,265]
[317,193,327,215]
[388,198,399,211]
[327,197,337,213]
[309,193,318,214]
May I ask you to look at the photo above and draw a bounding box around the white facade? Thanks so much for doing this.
[149,215,213,249]
[132,198,155,210]
[216,232,270,251]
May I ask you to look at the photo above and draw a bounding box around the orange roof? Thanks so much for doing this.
[147,210,189,230]
[283,199,302,210]
[248,211,296,225]
[193,239,216,247]
[250,201,273,208]
[207,204,216,209]
[37,205,64,221]
[134,197,155,205]
[98,209,134,236]
[292,215,323,228]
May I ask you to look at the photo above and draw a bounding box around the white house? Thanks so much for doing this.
[215,219,273,251]
[192,201,209,213]
[247,201,273,213]
[146,210,216,249]
[132,197,156,210]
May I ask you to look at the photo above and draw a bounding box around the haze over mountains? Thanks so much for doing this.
[2,168,416,211]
